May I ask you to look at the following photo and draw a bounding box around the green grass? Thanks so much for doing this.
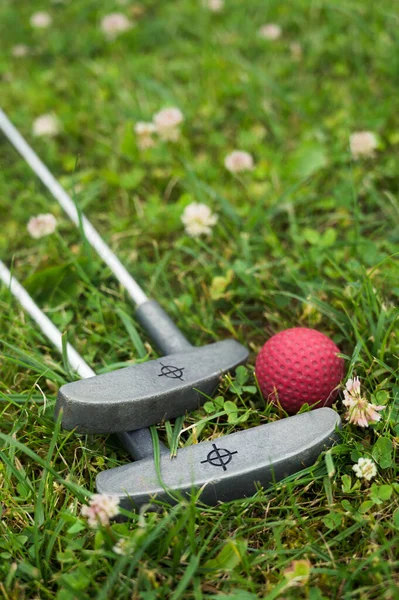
[1,0,399,598]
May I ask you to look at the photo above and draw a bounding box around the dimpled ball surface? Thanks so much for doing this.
[255,327,344,415]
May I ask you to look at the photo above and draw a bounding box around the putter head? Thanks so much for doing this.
[96,408,341,508]
[56,339,248,433]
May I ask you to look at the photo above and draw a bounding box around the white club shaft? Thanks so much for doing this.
[0,109,148,307]
[0,261,95,379]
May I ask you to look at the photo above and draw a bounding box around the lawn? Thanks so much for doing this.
[0,0,398,598]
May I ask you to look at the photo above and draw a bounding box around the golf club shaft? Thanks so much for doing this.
[0,109,193,356]
[0,261,163,459]
[0,109,148,307]
[0,110,186,458]
[0,261,94,379]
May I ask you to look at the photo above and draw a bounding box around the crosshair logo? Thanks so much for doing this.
[201,443,238,471]
[158,363,185,381]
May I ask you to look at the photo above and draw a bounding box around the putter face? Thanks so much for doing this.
[97,408,341,508]
[56,340,249,433]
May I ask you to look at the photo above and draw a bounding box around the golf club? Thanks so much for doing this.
[0,108,249,435]
[0,110,342,507]
[0,262,341,507]
[0,260,162,461]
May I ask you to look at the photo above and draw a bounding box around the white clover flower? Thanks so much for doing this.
[203,0,224,12]
[81,494,120,528]
[113,538,129,555]
[134,122,156,137]
[349,131,378,159]
[101,13,132,39]
[224,150,254,173]
[258,24,282,40]
[27,214,57,239]
[181,203,218,237]
[153,107,184,141]
[32,114,60,137]
[30,12,53,28]
[343,376,384,427]
[134,121,157,149]
[154,107,184,129]
[352,457,377,481]
[11,45,30,57]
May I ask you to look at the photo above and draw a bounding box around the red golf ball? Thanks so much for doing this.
[255,328,344,415]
